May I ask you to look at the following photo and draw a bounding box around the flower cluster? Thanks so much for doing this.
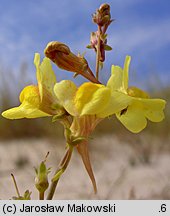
[2,54,165,133]
[2,52,166,193]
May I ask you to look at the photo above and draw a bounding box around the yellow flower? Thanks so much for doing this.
[110,56,166,133]
[53,66,132,192]
[54,81,131,118]
[2,53,63,119]
[54,81,110,116]
[54,71,131,118]
[54,56,166,133]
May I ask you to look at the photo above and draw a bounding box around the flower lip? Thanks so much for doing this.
[19,85,40,105]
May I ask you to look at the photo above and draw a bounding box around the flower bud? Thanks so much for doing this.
[90,32,98,51]
[92,3,111,27]
[44,41,89,74]
[35,161,50,194]
[99,3,110,16]
[89,32,111,62]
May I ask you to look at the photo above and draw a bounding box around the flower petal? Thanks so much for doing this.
[116,101,147,133]
[2,85,51,119]
[74,83,110,116]
[123,55,131,91]
[127,87,149,98]
[19,85,40,105]
[98,92,132,118]
[107,55,131,93]
[142,98,166,122]
[54,80,77,116]
[107,65,123,91]
[34,53,57,101]
[2,102,49,119]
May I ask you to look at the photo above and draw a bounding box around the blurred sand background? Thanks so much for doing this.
[0,134,170,200]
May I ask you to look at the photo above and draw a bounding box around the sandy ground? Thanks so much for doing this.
[0,135,170,200]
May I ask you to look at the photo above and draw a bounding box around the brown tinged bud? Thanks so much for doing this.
[99,3,110,18]
[90,4,113,65]
[88,31,112,62]
[44,41,89,75]
[92,3,111,27]
[90,32,98,51]
[45,41,101,84]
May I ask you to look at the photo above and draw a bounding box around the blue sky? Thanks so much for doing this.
[0,0,170,89]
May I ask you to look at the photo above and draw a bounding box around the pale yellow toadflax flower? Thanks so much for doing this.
[2,53,64,119]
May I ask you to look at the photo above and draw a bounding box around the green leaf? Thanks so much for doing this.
[104,45,112,51]
[52,113,65,122]
[12,190,32,200]
[23,190,32,200]
[86,45,93,49]
[64,128,72,143]
[52,169,64,182]
[100,34,107,41]
[72,136,86,145]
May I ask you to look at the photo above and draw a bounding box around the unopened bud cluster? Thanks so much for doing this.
[92,3,112,27]
[87,3,113,63]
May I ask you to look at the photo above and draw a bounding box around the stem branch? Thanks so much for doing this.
[46,147,73,200]
[95,26,101,80]
[11,173,20,197]
[39,192,44,200]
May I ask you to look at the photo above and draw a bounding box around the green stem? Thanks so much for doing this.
[46,147,73,200]
[39,191,44,200]
[11,173,20,197]
[60,116,72,128]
